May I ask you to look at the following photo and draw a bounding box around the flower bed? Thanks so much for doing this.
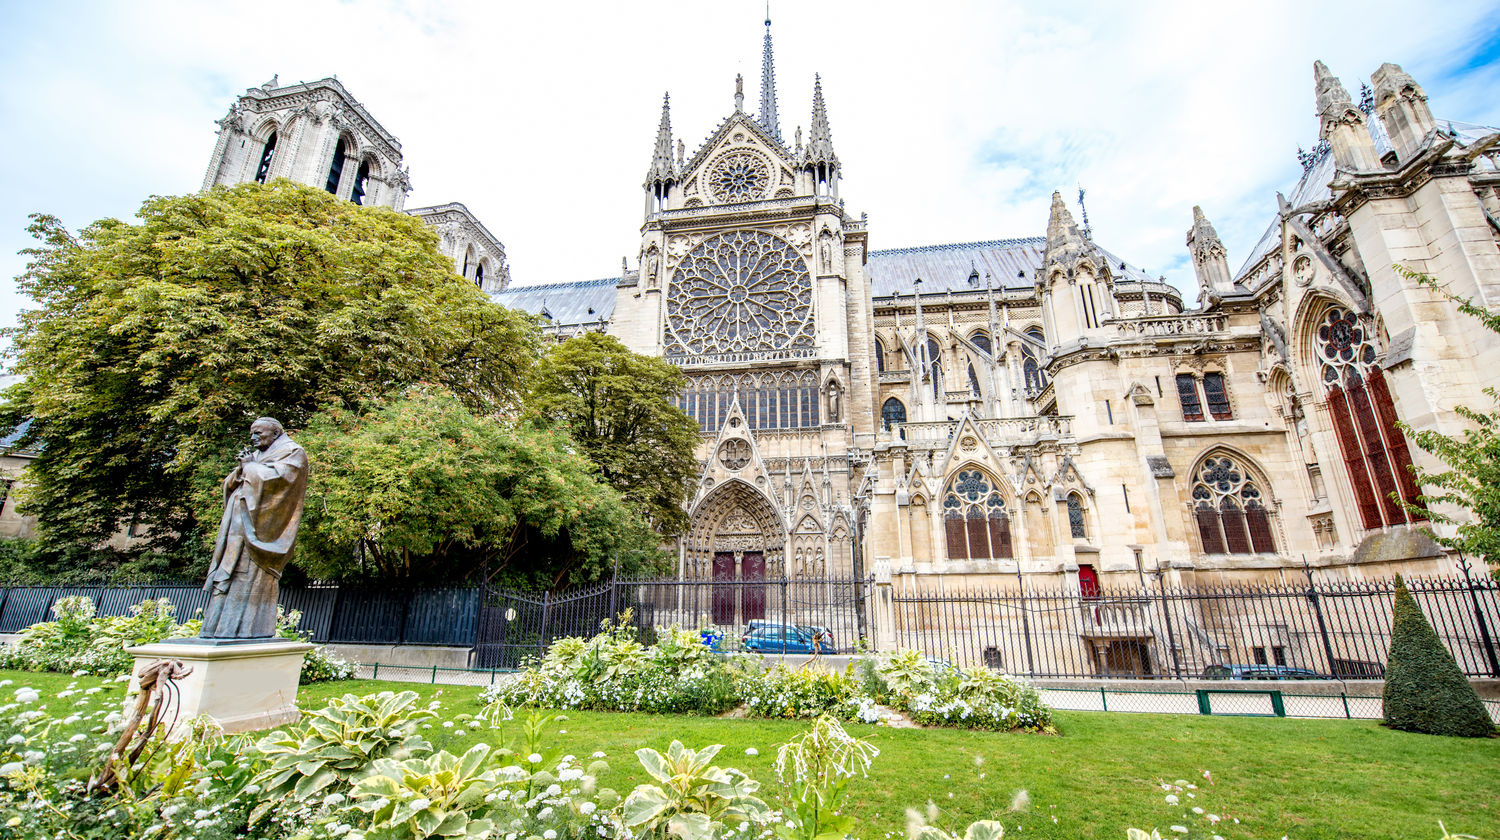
[482,623,1054,733]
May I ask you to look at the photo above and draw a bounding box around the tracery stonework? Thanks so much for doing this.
[664,230,814,361]
[708,151,771,203]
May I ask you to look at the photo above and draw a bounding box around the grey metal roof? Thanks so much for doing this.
[492,277,618,327]
[867,237,1157,297]
[1235,118,1499,281]
[1,418,35,455]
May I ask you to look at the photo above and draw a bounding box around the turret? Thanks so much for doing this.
[1315,61,1383,173]
[1040,191,1113,345]
[804,75,839,197]
[644,93,676,218]
[1370,62,1435,164]
[1186,206,1234,303]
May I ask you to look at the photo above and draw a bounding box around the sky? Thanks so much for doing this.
[2,0,1498,342]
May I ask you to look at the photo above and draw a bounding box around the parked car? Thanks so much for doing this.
[741,624,836,654]
[741,620,836,651]
[1201,664,1328,680]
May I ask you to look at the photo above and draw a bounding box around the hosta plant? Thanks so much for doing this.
[250,690,435,824]
[622,740,771,840]
[350,743,506,840]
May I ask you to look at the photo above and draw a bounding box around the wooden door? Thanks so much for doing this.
[712,553,735,624]
[741,551,766,622]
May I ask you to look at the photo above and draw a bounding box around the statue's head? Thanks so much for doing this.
[249,417,284,451]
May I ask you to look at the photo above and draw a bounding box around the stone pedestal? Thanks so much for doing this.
[124,638,313,734]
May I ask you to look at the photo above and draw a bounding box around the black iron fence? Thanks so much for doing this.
[0,582,478,647]
[890,574,1500,679]
[6,574,1499,683]
[473,576,870,669]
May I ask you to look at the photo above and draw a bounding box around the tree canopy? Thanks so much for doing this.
[529,332,701,536]
[294,386,669,588]
[1396,267,1500,571]
[1,181,539,571]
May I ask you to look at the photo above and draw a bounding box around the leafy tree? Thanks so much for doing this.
[1395,266,1500,571]
[529,332,700,536]
[1,181,539,572]
[1381,575,1493,737]
[295,386,669,588]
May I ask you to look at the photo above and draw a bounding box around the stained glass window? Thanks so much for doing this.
[1315,307,1424,528]
[681,370,821,431]
[708,151,771,203]
[942,470,1012,560]
[971,332,991,355]
[1203,372,1232,420]
[1176,373,1204,422]
[1191,455,1276,554]
[881,397,906,431]
[665,230,814,363]
[1067,493,1086,539]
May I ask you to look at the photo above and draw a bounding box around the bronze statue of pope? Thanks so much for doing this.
[200,417,308,639]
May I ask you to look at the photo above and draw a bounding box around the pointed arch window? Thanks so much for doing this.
[970,331,991,355]
[325,137,348,194]
[1021,329,1047,394]
[350,159,371,205]
[1191,455,1276,554]
[874,338,885,373]
[1066,493,1087,539]
[967,363,981,396]
[881,397,906,431]
[1315,307,1424,529]
[474,263,485,289]
[942,470,1013,560]
[254,131,277,183]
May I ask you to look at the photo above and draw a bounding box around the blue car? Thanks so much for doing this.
[741,624,835,654]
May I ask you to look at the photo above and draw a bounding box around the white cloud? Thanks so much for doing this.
[1,0,1497,343]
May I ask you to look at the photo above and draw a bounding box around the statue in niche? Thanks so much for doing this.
[644,250,660,288]
[200,418,308,639]
[819,230,834,273]
[826,382,841,424]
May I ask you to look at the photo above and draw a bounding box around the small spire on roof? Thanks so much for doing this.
[735,73,745,113]
[805,74,838,167]
[758,10,782,141]
[645,93,675,184]
[1076,185,1092,240]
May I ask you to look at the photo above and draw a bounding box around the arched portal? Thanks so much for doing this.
[685,480,785,624]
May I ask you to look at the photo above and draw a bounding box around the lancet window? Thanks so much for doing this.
[942,470,1013,560]
[1314,306,1423,529]
[678,369,821,431]
[325,137,348,194]
[254,131,277,183]
[881,398,906,431]
[351,160,371,205]
[1191,454,1276,554]
[970,331,991,355]
[927,338,942,399]
[1021,329,1047,394]
[1066,493,1087,539]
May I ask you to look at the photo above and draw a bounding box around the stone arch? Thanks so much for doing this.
[684,478,785,581]
[1186,447,1280,556]
[939,464,1015,560]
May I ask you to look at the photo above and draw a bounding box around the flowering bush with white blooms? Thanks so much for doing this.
[483,618,748,716]
[485,623,1055,733]
[0,597,354,685]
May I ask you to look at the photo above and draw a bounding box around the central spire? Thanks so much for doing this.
[758,8,782,142]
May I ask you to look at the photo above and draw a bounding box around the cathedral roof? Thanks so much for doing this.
[867,237,1156,296]
[491,277,617,327]
[1234,118,1500,282]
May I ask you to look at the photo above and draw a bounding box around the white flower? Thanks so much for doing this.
[591,751,606,759]
[1164,795,1179,805]
[539,808,555,820]
[528,753,543,764]
[1171,827,1189,835]
[408,798,431,811]
[579,802,597,815]
[546,784,562,797]
[543,832,557,840]
[324,793,346,806]
[6,735,22,745]
[745,748,759,756]
[1192,807,1204,815]
[0,762,23,776]
[14,688,40,703]
[69,734,87,743]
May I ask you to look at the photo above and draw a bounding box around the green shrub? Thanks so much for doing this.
[1382,575,1495,737]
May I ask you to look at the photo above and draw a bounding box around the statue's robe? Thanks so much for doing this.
[200,434,308,638]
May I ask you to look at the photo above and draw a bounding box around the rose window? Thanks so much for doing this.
[665,230,814,360]
[708,151,771,203]
[1315,307,1378,389]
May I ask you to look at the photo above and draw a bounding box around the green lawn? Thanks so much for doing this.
[7,671,1498,839]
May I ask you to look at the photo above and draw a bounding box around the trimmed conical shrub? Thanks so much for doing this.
[1382,575,1495,737]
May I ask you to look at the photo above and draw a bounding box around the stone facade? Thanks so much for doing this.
[201,77,507,292]
[494,40,1498,600]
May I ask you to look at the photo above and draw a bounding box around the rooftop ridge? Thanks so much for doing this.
[497,277,620,292]
[868,236,1046,257]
